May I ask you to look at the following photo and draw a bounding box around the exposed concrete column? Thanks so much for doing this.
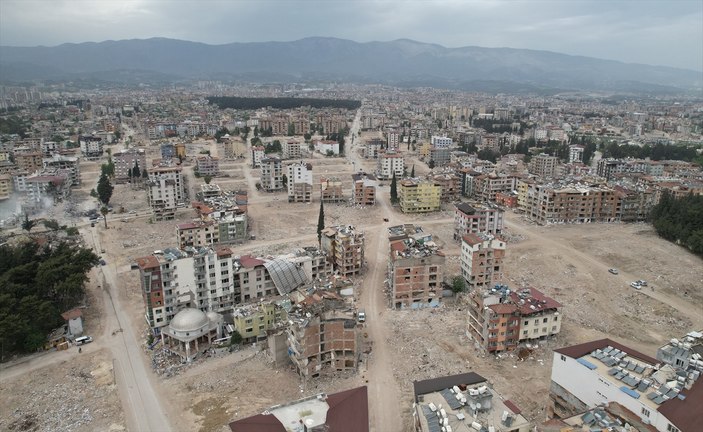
[185,341,190,361]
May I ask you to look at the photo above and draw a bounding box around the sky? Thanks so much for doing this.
[1,0,702,71]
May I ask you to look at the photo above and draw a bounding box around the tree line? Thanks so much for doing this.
[0,241,99,356]
[207,96,361,110]
[650,192,703,257]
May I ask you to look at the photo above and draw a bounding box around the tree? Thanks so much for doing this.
[428,159,436,169]
[100,206,109,229]
[230,330,243,346]
[21,214,36,233]
[204,175,212,185]
[42,219,61,231]
[97,172,114,205]
[450,276,465,293]
[132,161,141,179]
[410,165,415,177]
[317,200,325,247]
[390,173,398,204]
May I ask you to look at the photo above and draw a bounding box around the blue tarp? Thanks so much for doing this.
[577,358,598,370]
[620,386,641,399]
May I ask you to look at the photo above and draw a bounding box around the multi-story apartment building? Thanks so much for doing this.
[79,135,103,160]
[0,174,12,200]
[427,172,461,202]
[454,202,504,240]
[523,182,620,224]
[43,154,80,186]
[321,225,365,277]
[320,177,344,203]
[568,145,584,163]
[287,301,360,379]
[529,153,558,178]
[467,285,562,353]
[387,129,400,149]
[147,164,185,221]
[282,140,303,160]
[287,161,313,203]
[14,151,43,174]
[196,156,219,177]
[352,172,376,206]
[388,225,445,309]
[398,179,441,213]
[313,140,339,155]
[260,157,283,191]
[251,146,265,168]
[176,214,248,249]
[431,136,453,148]
[231,300,288,343]
[364,138,384,158]
[429,147,451,167]
[460,233,506,291]
[377,150,404,180]
[25,170,71,204]
[614,185,658,222]
[550,338,702,432]
[113,148,147,183]
[472,173,518,201]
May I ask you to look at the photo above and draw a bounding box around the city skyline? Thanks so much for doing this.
[0,0,701,72]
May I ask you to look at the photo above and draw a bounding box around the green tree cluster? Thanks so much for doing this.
[390,173,399,204]
[0,242,99,355]
[264,140,282,154]
[97,172,114,205]
[650,192,703,257]
[602,142,699,162]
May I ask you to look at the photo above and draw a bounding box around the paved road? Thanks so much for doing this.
[90,227,173,432]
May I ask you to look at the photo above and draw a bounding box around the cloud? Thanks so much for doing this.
[0,0,700,70]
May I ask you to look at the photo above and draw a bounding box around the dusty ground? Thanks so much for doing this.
[3,129,702,431]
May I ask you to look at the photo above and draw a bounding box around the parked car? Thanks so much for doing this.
[630,282,642,290]
[608,268,619,275]
[637,280,648,286]
[75,336,93,345]
[99,259,106,266]
[358,309,366,323]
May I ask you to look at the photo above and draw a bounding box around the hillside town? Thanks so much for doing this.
[1,81,702,432]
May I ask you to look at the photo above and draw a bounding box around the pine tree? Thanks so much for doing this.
[97,172,114,205]
[410,164,415,177]
[390,173,398,204]
[317,200,325,247]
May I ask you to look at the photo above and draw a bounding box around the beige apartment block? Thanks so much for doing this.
[321,225,365,277]
[460,233,506,291]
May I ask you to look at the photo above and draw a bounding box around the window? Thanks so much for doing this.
[667,425,680,432]
[543,318,548,323]
[641,407,650,417]
[560,355,566,361]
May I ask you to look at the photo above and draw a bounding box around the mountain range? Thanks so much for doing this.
[0,37,700,94]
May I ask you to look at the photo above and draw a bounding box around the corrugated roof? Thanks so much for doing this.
[554,339,658,365]
[657,379,703,432]
[413,372,486,400]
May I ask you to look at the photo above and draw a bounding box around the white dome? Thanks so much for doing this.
[170,308,209,333]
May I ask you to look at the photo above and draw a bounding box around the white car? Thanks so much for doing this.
[630,282,642,290]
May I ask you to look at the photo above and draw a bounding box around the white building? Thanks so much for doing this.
[314,140,339,155]
[260,157,283,191]
[79,136,103,160]
[287,161,313,203]
[282,140,303,159]
[431,136,453,148]
[569,145,585,163]
[251,146,265,168]
[550,339,702,432]
[147,165,184,221]
[377,151,404,180]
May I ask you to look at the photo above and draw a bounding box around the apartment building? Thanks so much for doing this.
[472,173,518,201]
[282,140,303,159]
[147,164,185,221]
[231,300,288,343]
[377,150,404,180]
[387,129,400,149]
[454,202,504,240]
[251,146,265,168]
[321,225,365,277]
[614,186,658,222]
[427,172,461,202]
[431,136,453,148]
[529,153,559,178]
[460,233,506,291]
[314,140,339,155]
[388,224,445,309]
[429,147,451,167]
[25,170,71,204]
[43,154,80,186]
[320,177,344,203]
[352,172,376,206]
[287,161,313,203]
[196,156,219,176]
[260,157,283,191]
[364,138,384,158]
[569,145,585,163]
[550,338,702,432]
[113,148,146,183]
[522,182,620,224]
[15,151,43,174]
[135,248,280,332]
[0,174,12,200]
[287,299,360,379]
[398,179,441,213]
[79,135,103,160]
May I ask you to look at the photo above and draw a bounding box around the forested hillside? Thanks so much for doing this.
[650,193,703,257]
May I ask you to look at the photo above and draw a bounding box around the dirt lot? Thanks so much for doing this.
[3,134,702,431]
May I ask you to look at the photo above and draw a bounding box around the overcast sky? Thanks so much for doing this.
[1,0,701,71]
